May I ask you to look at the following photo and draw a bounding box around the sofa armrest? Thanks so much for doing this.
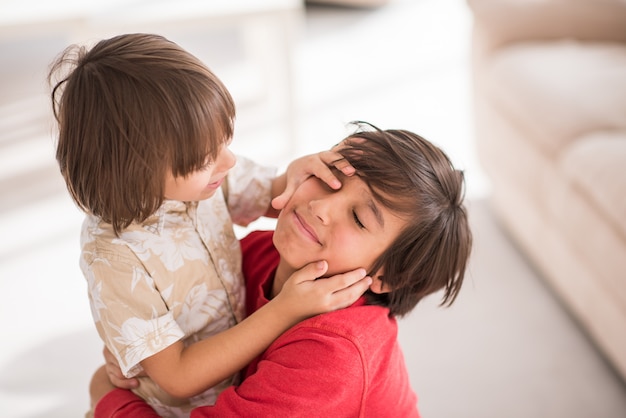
[467,0,626,51]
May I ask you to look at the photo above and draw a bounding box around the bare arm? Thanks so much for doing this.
[140,262,370,398]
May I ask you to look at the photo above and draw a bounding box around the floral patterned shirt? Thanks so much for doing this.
[81,156,275,418]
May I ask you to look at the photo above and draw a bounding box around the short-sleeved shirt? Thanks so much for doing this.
[81,156,275,418]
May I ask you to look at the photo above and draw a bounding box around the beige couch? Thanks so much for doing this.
[467,0,626,380]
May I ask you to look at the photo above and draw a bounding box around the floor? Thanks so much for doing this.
[1,0,625,417]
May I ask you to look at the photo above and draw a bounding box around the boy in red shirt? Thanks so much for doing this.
[91,122,473,417]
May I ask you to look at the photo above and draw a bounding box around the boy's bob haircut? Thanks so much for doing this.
[339,122,472,317]
[49,33,235,235]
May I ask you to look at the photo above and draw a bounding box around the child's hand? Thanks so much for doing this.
[89,365,117,408]
[271,149,356,211]
[102,346,140,390]
[273,261,372,319]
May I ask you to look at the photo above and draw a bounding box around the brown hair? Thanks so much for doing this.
[48,33,235,235]
[339,122,472,317]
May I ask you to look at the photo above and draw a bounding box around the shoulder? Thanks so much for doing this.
[240,230,276,264]
[241,230,273,250]
[255,305,399,391]
[283,304,397,351]
[81,215,137,265]
[225,156,276,192]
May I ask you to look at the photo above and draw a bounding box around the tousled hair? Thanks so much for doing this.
[339,122,472,317]
[48,33,235,235]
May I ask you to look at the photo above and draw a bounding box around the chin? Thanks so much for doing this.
[198,190,218,200]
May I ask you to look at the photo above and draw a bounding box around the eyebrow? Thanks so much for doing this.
[368,199,384,228]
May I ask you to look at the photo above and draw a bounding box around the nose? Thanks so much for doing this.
[309,195,334,225]
[216,146,236,172]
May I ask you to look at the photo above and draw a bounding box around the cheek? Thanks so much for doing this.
[193,172,212,188]
[324,233,376,275]
[216,148,236,171]
[168,172,215,200]
[272,222,301,264]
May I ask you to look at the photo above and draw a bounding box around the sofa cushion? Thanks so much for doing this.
[548,131,626,305]
[485,41,626,157]
[560,131,626,240]
[468,0,626,49]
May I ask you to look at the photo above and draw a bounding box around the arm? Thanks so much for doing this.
[93,329,364,418]
[95,390,159,418]
[140,262,370,399]
[91,366,159,418]
[191,326,365,417]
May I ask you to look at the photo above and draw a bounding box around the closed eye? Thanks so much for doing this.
[353,210,365,229]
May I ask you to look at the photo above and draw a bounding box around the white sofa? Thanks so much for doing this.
[467,0,626,380]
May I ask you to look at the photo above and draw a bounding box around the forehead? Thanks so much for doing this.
[340,173,406,223]
[339,172,393,206]
[335,171,370,195]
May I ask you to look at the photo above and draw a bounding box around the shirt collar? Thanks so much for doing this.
[140,200,197,234]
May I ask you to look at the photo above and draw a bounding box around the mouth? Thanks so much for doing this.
[294,211,321,245]
[206,177,225,190]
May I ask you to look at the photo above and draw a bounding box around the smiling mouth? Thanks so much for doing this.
[294,211,321,244]
[207,177,224,189]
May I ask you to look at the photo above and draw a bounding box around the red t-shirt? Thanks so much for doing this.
[96,230,419,417]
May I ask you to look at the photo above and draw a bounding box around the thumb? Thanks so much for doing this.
[289,260,328,285]
[272,182,298,210]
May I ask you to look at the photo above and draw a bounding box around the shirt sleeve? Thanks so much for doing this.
[85,249,185,377]
[190,326,366,417]
[223,155,276,226]
[95,389,160,418]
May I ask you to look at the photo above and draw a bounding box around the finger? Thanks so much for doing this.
[271,194,287,211]
[102,346,116,363]
[307,268,368,300]
[333,276,374,298]
[103,348,138,388]
[330,140,348,152]
[329,275,372,310]
[331,276,372,309]
[105,364,127,383]
[105,361,125,381]
[331,158,355,176]
[271,195,284,211]
[319,150,348,165]
[319,150,355,177]
[106,365,139,389]
[332,137,364,150]
[111,375,139,389]
[288,260,328,285]
[271,189,292,211]
[288,260,335,288]
[321,268,368,291]
[313,164,342,190]
[310,268,371,311]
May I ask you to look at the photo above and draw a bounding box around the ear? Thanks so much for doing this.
[369,272,392,294]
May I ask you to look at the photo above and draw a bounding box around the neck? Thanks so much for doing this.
[271,259,293,299]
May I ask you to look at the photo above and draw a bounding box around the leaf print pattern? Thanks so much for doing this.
[178,285,235,336]
[116,314,184,374]
[80,156,274,416]
[86,269,105,323]
[117,226,207,272]
[131,265,154,293]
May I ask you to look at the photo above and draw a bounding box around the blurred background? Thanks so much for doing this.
[1,0,625,417]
